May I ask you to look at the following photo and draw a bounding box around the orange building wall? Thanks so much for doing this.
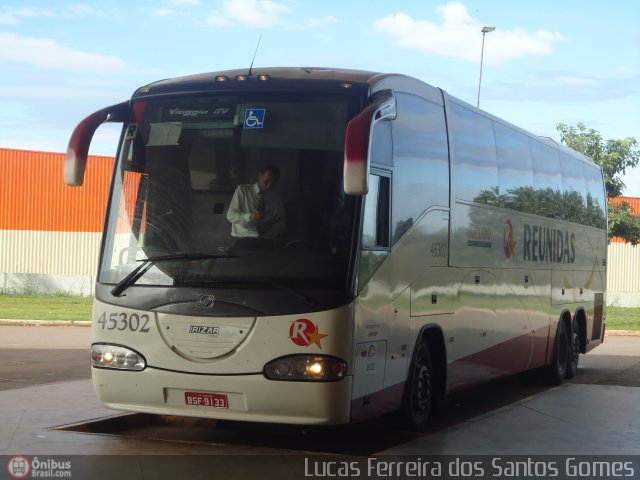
[608,196,640,213]
[0,148,114,233]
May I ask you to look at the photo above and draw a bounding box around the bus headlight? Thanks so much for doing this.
[91,344,146,371]
[264,355,347,381]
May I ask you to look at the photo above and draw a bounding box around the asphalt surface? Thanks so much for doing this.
[1,324,639,480]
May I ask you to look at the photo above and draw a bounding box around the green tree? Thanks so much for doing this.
[608,201,640,245]
[557,122,639,197]
[557,122,640,245]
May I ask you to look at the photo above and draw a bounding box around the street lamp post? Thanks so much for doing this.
[476,25,495,108]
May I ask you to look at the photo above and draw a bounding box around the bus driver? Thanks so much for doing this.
[226,164,286,249]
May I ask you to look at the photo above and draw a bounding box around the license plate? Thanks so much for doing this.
[184,391,228,409]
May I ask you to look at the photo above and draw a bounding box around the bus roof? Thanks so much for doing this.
[132,67,441,102]
[130,66,594,167]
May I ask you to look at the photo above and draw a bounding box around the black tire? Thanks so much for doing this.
[565,320,580,379]
[403,342,433,431]
[546,319,569,385]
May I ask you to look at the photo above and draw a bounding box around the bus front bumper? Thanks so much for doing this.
[92,367,353,426]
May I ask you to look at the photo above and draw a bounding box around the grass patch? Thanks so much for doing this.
[0,293,93,321]
[606,306,640,331]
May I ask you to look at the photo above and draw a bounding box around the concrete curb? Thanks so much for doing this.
[605,329,640,336]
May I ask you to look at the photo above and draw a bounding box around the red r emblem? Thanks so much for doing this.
[289,319,328,349]
[504,219,516,258]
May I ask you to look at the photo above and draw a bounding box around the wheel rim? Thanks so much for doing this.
[414,364,432,414]
[571,330,580,364]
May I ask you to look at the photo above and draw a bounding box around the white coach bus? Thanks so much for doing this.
[66,68,606,430]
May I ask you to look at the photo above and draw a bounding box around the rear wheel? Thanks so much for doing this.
[403,342,433,431]
[546,319,569,385]
[565,320,580,379]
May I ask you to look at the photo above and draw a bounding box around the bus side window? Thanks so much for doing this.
[450,102,498,203]
[362,173,390,249]
[358,173,391,291]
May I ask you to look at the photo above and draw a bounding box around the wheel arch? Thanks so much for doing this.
[560,309,572,331]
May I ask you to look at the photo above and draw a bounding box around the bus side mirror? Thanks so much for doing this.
[343,96,396,196]
[65,102,129,186]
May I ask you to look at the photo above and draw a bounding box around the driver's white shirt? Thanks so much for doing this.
[226,183,285,238]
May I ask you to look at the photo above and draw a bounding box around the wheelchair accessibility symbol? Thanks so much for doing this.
[244,108,266,129]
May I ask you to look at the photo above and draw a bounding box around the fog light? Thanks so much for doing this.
[264,355,346,381]
[91,344,146,371]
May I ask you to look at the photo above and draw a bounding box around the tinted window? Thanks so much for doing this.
[530,140,562,219]
[362,174,390,249]
[370,121,393,166]
[359,173,390,290]
[583,163,607,228]
[391,93,448,244]
[531,140,562,193]
[445,103,604,230]
[450,102,498,203]
[100,94,360,307]
[495,122,533,201]
[560,153,586,224]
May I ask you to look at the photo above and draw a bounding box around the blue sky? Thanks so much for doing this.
[1,0,639,196]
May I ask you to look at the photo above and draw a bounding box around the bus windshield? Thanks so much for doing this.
[99,94,359,296]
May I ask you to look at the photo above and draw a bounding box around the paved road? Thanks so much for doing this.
[0,325,90,391]
[568,335,640,387]
[0,324,90,349]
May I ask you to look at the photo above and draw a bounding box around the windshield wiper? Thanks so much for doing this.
[111,253,237,297]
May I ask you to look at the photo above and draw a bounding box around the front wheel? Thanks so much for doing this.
[403,342,433,431]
